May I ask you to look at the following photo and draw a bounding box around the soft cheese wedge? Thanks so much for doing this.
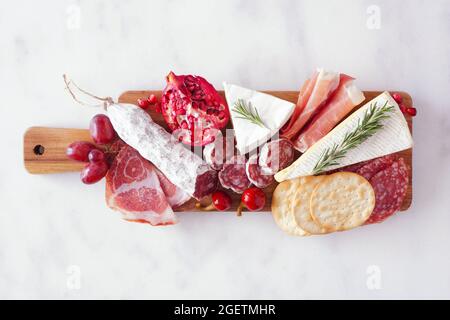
[275,92,413,182]
[223,82,295,154]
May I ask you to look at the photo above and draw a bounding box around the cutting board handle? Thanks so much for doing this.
[23,127,93,174]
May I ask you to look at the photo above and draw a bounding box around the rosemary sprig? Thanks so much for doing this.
[232,99,267,129]
[312,101,395,175]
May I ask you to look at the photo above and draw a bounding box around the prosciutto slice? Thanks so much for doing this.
[293,74,365,152]
[106,145,177,226]
[281,69,340,140]
[281,70,319,134]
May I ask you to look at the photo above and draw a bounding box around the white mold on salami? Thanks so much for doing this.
[108,103,218,200]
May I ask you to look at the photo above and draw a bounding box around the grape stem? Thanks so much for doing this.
[63,74,114,110]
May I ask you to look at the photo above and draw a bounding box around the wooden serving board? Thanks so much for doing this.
[24,90,413,212]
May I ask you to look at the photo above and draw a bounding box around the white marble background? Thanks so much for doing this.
[1,0,450,299]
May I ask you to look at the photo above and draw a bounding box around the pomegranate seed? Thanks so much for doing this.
[138,98,150,109]
[147,94,158,104]
[406,107,417,117]
[399,104,407,113]
[392,93,403,104]
[180,121,189,129]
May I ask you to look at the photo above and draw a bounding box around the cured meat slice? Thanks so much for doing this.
[219,155,252,193]
[282,69,340,140]
[293,75,365,152]
[106,146,177,226]
[246,154,274,188]
[154,168,191,208]
[356,154,396,181]
[281,70,319,134]
[365,158,409,224]
[203,135,235,171]
[259,139,295,175]
[108,103,218,200]
[333,155,395,177]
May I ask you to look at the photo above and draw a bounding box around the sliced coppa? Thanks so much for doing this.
[365,158,409,224]
[219,155,251,193]
[259,139,295,175]
[245,154,274,188]
[105,145,177,226]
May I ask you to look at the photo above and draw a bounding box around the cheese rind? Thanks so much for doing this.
[275,92,413,182]
[223,83,295,154]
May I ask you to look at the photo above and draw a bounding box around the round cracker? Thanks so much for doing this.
[292,176,331,234]
[272,179,309,236]
[310,172,375,231]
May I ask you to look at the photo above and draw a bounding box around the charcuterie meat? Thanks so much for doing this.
[259,139,295,175]
[108,103,218,200]
[246,154,274,188]
[365,158,409,224]
[356,154,396,181]
[154,168,191,208]
[106,145,177,226]
[203,135,234,171]
[219,155,252,193]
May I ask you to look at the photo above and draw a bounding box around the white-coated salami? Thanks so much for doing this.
[219,155,251,193]
[108,103,218,200]
[259,139,295,175]
[246,154,274,188]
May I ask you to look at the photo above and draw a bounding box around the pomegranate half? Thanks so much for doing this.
[161,72,230,146]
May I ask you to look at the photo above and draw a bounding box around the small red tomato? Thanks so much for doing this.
[137,98,150,109]
[241,187,266,211]
[212,191,232,211]
[88,149,105,163]
[392,93,403,104]
[406,107,417,117]
[147,94,158,104]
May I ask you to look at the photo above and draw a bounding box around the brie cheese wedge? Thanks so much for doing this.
[275,92,413,182]
[223,82,295,154]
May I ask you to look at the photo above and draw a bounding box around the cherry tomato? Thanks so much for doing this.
[89,114,116,144]
[66,141,96,162]
[211,191,232,211]
[80,160,109,184]
[241,187,266,211]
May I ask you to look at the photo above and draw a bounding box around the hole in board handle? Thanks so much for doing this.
[33,145,45,156]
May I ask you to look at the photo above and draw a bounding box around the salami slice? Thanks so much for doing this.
[356,155,396,181]
[245,154,275,188]
[219,155,251,193]
[365,158,409,224]
[259,139,295,175]
[203,136,234,171]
